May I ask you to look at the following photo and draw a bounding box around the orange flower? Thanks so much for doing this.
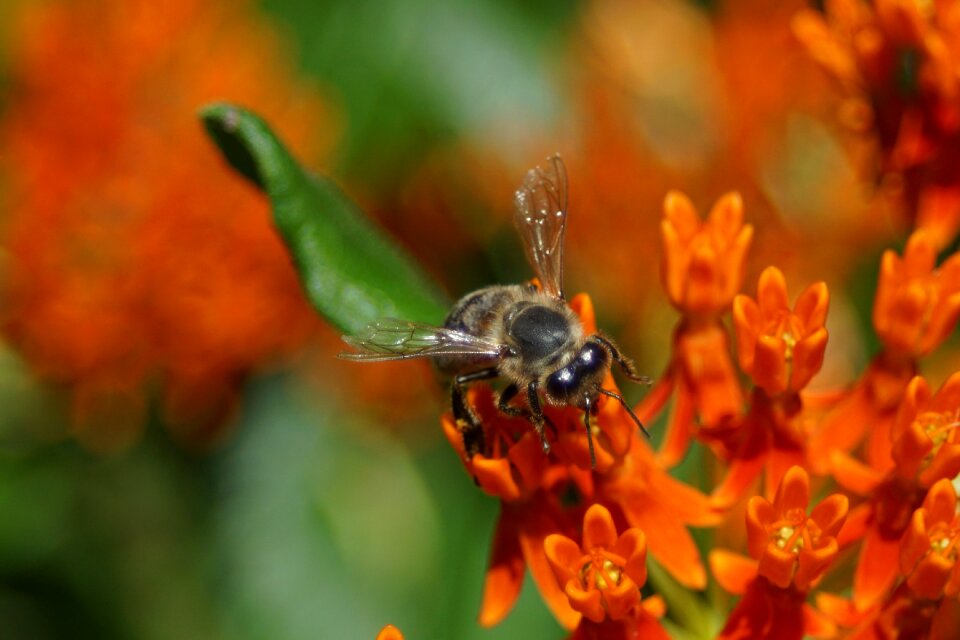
[661,191,753,318]
[0,0,329,450]
[873,230,960,359]
[710,467,846,640]
[794,0,960,245]
[829,373,960,609]
[809,232,959,472]
[637,190,751,467]
[375,625,404,640]
[544,504,648,623]
[890,373,960,487]
[733,267,829,395]
[746,466,848,590]
[901,478,960,600]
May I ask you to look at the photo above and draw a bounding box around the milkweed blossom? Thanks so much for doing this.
[0,0,332,449]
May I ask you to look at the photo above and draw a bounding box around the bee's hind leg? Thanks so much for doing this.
[452,368,499,458]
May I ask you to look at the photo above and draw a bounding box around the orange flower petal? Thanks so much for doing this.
[791,327,828,391]
[565,580,605,623]
[479,512,525,627]
[583,504,618,551]
[747,496,777,558]
[796,538,839,591]
[757,545,796,589]
[614,528,648,588]
[604,578,641,620]
[853,526,900,610]
[829,450,883,495]
[709,549,759,595]
[775,466,810,513]
[753,334,788,394]
[802,603,838,639]
[544,534,584,587]
[757,266,790,318]
[810,494,849,538]
[907,553,954,600]
[376,624,404,640]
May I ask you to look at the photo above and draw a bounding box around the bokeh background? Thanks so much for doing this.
[0,0,957,638]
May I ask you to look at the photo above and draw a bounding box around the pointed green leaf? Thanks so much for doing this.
[200,103,448,334]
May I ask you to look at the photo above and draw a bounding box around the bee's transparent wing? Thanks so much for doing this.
[338,318,505,362]
[513,154,568,299]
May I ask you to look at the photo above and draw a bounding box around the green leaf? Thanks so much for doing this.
[200,103,448,333]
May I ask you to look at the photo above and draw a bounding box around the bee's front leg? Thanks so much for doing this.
[526,381,551,454]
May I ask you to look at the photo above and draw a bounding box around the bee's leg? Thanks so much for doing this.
[497,383,524,417]
[452,368,499,458]
[593,334,652,385]
[582,397,597,469]
[526,381,550,454]
[598,387,650,439]
[499,383,558,435]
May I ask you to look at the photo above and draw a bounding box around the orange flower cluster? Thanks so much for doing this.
[0,0,331,449]
[442,171,960,636]
[795,0,960,247]
[441,294,717,632]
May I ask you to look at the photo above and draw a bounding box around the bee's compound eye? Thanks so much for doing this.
[546,366,578,399]
[577,342,608,373]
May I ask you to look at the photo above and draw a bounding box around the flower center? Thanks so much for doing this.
[929,521,960,561]
[770,509,819,555]
[919,409,960,461]
[580,552,625,591]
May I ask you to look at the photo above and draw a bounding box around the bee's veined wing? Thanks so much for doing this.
[338,319,505,362]
[513,154,568,299]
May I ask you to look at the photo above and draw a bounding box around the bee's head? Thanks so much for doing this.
[544,339,610,405]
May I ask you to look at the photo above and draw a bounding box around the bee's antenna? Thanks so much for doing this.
[597,388,650,439]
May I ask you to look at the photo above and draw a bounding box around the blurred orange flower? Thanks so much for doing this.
[794,0,960,246]
[661,191,753,318]
[873,230,960,359]
[0,0,332,450]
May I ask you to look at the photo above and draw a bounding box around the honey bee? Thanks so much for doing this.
[339,155,648,467]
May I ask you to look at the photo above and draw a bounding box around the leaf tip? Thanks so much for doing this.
[199,102,265,189]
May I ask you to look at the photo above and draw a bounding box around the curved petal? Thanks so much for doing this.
[757,544,796,589]
[746,496,777,558]
[791,327,828,391]
[796,538,839,591]
[603,578,641,620]
[757,266,790,318]
[709,549,758,595]
[754,334,788,394]
[708,191,744,240]
[544,534,584,587]
[583,504,618,551]
[810,495,849,538]
[907,553,953,600]
[829,450,883,495]
[853,525,900,610]
[621,495,707,589]
[565,580,605,623]
[774,466,810,512]
[795,281,829,330]
[900,509,930,576]
[615,529,647,588]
